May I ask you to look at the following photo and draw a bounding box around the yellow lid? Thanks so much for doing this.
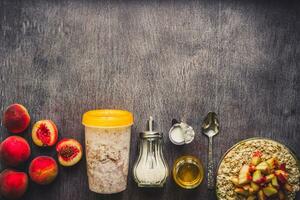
[82,109,134,127]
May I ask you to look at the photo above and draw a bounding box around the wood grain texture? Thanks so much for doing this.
[0,0,300,199]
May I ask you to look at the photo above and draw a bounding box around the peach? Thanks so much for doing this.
[0,136,31,167]
[29,156,58,185]
[32,120,58,147]
[0,169,28,199]
[56,138,83,167]
[3,104,30,134]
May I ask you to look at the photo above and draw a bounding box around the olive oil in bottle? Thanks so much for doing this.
[172,155,204,189]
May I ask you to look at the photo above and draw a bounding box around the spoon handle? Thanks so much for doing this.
[208,136,214,189]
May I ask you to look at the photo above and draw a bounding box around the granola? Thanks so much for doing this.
[216,138,300,200]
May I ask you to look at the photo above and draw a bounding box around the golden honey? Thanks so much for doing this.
[172,155,204,189]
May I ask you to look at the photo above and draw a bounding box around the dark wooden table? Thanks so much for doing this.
[0,0,300,199]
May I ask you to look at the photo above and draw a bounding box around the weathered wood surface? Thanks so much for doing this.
[0,0,300,199]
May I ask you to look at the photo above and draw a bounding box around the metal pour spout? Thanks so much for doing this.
[148,116,153,132]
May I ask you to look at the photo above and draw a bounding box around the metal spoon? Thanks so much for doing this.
[202,112,219,189]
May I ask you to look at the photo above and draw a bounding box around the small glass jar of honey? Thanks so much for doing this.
[172,155,204,189]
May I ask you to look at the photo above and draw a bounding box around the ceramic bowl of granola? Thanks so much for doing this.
[216,137,300,200]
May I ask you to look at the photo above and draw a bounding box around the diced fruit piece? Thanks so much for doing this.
[235,188,249,196]
[251,182,260,192]
[249,164,256,173]
[266,157,278,170]
[29,156,58,185]
[275,170,288,183]
[267,183,273,187]
[251,157,261,167]
[3,104,31,134]
[239,165,251,185]
[284,183,293,192]
[251,151,262,166]
[56,138,83,167]
[253,170,266,184]
[0,169,28,199]
[265,174,275,182]
[32,120,58,147]
[279,163,286,171]
[271,177,279,188]
[278,190,286,200]
[258,190,266,200]
[243,184,251,191]
[263,185,278,197]
[256,162,269,173]
[0,136,31,167]
[247,196,257,200]
[231,177,240,186]
[253,151,262,157]
[248,187,255,194]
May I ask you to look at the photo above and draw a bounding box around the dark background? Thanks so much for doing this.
[0,0,300,199]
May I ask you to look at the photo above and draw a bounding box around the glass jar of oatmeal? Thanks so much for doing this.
[82,109,133,194]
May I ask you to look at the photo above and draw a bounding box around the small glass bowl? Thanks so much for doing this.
[172,155,204,189]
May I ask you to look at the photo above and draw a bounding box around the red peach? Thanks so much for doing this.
[3,104,31,134]
[0,169,28,199]
[32,120,58,147]
[56,138,83,167]
[0,136,31,167]
[29,156,58,185]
